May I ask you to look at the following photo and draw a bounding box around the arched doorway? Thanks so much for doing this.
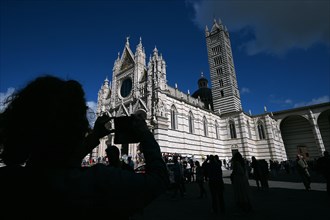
[280,115,317,160]
[318,109,330,152]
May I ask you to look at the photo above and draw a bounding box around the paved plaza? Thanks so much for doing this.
[131,170,329,220]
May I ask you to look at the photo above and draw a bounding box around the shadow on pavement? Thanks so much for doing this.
[131,181,329,220]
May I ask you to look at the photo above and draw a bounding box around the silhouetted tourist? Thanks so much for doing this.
[230,152,253,213]
[296,154,311,191]
[195,160,207,198]
[171,155,185,199]
[202,155,210,182]
[105,145,134,172]
[208,155,225,214]
[251,156,262,190]
[0,75,169,218]
[259,159,270,190]
[316,151,330,196]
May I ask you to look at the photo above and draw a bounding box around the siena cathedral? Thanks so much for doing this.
[95,19,330,163]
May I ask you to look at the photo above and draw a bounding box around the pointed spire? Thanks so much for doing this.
[188,89,190,95]
[211,17,220,32]
[218,18,222,24]
[201,71,204,78]
[153,46,158,53]
[117,52,120,60]
[264,106,268,112]
[153,46,159,58]
[205,25,209,32]
[125,36,130,47]
[249,110,252,115]
[136,36,143,50]
[136,37,144,54]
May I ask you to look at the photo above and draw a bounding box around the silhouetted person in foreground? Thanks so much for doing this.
[195,160,207,198]
[230,152,253,214]
[0,75,169,218]
[208,155,225,214]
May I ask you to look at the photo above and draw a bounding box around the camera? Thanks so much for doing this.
[112,116,141,144]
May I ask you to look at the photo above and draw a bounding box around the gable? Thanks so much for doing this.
[120,48,135,71]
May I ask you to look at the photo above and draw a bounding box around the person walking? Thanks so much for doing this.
[251,156,262,190]
[230,152,253,214]
[296,154,311,191]
[171,156,185,199]
[208,155,225,214]
[195,160,207,198]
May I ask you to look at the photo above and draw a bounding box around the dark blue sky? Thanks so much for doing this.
[1,0,329,115]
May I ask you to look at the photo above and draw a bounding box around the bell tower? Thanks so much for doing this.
[205,19,242,114]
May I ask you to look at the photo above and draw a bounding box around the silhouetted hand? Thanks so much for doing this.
[92,114,111,139]
[131,114,151,140]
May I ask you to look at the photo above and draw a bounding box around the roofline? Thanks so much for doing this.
[272,102,330,115]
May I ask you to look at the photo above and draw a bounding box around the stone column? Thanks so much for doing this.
[308,110,325,155]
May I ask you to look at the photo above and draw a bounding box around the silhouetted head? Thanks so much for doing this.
[232,152,244,167]
[0,75,90,166]
[105,145,120,167]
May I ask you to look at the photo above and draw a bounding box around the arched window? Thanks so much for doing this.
[203,116,208,137]
[229,120,237,139]
[215,120,219,139]
[188,111,194,134]
[219,79,224,87]
[170,105,178,130]
[257,121,266,140]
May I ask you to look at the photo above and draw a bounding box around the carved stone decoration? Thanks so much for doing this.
[120,49,134,71]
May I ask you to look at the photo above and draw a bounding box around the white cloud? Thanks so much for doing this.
[240,87,251,94]
[269,95,293,106]
[284,99,293,105]
[0,88,15,112]
[294,95,330,108]
[86,101,98,127]
[189,0,330,55]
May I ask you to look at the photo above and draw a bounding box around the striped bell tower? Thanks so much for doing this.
[205,19,242,114]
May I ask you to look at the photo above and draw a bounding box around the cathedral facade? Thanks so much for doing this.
[96,19,330,163]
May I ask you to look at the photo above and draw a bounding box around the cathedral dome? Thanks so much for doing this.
[192,73,213,110]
